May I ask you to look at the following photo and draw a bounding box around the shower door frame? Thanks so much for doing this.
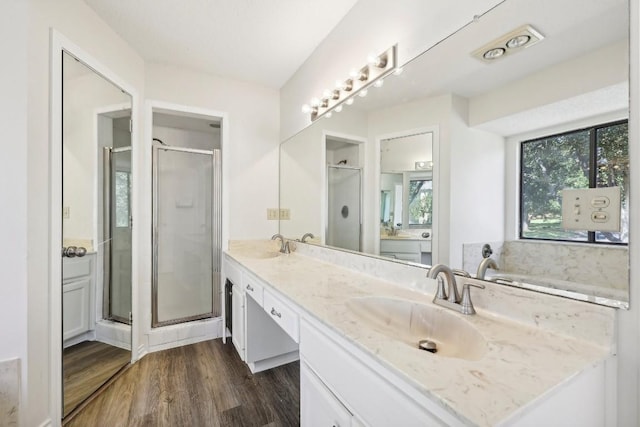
[151,145,222,328]
[325,164,363,252]
[103,146,133,324]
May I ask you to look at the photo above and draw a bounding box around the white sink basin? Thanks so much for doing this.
[346,296,487,361]
[242,250,280,259]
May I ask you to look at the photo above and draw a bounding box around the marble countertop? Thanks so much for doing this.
[226,240,613,426]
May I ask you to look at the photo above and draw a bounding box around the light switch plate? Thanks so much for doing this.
[561,187,621,232]
[267,208,279,220]
[279,208,291,220]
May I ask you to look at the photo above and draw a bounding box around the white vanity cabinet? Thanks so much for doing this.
[301,362,354,427]
[223,255,299,372]
[380,238,431,264]
[230,283,245,359]
[62,254,96,342]
[225,249,614,427]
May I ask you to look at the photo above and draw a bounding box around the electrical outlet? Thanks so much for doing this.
[279,208,291,220]
[267,208,279,220]
[63,206,70,219]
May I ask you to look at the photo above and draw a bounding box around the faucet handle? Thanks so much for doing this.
[460,283,485,315]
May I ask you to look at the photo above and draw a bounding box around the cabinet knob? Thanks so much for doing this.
[246,284,254,292]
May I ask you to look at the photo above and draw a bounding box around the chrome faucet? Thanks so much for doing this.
[301,232,315,243]
[427,263,484,315]
[271,234,290,254]
[476,257,499,280]
[427,264,460,303]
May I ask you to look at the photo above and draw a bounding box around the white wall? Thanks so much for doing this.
[279,0,504,141]
[26,0,145,425]
[0,2,28,424]
[145,64,279,240]
[448,95,505,268]
[63,70,130,246]
[280,108,368,240]
[469,40,629,128]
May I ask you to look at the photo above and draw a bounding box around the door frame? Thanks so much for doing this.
[50,29,140,422]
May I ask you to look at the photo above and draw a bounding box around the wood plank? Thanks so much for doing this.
[65,339,300,426]
[63,341,131,417]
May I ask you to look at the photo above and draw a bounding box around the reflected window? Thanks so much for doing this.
[520,120,628,244]
[115,171,131,228]
[408,179,433,226]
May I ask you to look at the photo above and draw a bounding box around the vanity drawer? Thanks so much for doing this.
[380,239,420,253]
[420,241,432,252]
[263,290,299,343]
[243,273,264,306]
[63,256,93,282]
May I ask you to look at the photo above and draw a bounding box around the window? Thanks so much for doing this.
[520,120,628,244]
[408,178,433,226]
[115,171,131,228]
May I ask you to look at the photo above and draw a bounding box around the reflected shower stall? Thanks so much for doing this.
[326,165,362,251]
[103,146,132,324]
[152,145,221,327]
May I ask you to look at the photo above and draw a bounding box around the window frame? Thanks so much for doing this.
[518,118,628,245]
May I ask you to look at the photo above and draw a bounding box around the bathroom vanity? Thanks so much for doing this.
[224,240,616,427]
[62,253,96,345]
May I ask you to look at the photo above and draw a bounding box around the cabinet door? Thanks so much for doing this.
[301,362,352,427]
[62,278,91,341]
[231,284,245,360]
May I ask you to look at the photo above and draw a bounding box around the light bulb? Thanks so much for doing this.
[359,89,368,97]
[335,105,343,113]
[393,67,404,75]
[310,97,320,107]
[301,104,312,114]
[325,112,333,119]
[345,98,354,105]
[322,89,332,99]
[374,79,384,88]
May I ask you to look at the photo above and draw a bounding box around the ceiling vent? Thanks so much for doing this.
[472,24,544,63]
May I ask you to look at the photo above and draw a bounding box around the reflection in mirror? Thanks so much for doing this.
[279,0,629,308]
[379,132,434,265]
[62,51,132,417]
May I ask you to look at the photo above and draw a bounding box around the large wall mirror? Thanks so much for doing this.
[280,0,630,308]
[62,51,133,417]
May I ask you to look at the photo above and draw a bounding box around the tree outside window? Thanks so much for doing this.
[520,120,628,244]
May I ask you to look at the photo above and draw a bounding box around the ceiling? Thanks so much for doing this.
[347,0,628,136]
[84,0,359,89]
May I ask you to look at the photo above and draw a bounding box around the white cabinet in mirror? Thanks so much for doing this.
[278,0,630,308]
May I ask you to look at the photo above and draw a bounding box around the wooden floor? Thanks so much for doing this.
[63,341,131,417]
[65,339,300,427]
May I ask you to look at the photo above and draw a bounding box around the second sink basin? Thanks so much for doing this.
[346,296,487,361]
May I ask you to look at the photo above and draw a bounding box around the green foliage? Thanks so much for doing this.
[408,179,432,225]
[521,121,628,242]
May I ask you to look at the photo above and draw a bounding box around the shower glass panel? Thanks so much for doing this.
[326,166,361,251]
[104,147,132,323]
[152,146,221,327]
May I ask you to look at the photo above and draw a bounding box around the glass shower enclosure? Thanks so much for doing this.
[103,146,132,324]
[152,145,221,327]
[326,165,362,252]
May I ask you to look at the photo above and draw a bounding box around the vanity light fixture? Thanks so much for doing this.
[472,24,544,63]
[415,161,433,170]
[302,45,398,121]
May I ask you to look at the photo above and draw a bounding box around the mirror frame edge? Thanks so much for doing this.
[50,28,140,421]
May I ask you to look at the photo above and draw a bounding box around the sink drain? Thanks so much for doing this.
[418,339,437,353]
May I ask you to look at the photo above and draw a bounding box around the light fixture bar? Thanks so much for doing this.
[306,45,398,121]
